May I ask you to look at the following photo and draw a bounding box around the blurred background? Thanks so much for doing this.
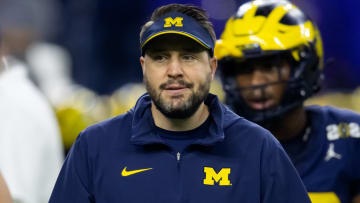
[53,0,360,94]
[0,0,359,152]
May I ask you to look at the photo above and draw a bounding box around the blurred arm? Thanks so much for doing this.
[0,172,12,203]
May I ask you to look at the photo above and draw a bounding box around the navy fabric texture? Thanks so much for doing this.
[282,105,360,203]
[155,116,210,153]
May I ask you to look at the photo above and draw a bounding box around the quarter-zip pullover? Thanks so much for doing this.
[49,93,311,203]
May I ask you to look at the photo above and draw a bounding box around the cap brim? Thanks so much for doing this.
[141,31,211,50]
[140,12,214,56]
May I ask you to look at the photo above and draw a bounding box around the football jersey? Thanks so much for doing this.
[281,105,360,203]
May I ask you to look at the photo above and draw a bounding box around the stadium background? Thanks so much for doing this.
[53,0,360,94]
[2,0,359,151]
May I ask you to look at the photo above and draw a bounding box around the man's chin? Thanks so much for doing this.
[162,95,188,105]
[155,98,199,119]
[163,103,188,115]
[156,106,194,119]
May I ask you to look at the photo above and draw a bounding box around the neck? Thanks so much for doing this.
[151,102,209,131]
[269,106,307,141]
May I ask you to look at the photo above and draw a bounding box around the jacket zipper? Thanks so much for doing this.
[175,151,183,201]
[177,152,181,162]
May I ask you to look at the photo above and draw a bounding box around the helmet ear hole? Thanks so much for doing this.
[297,45,311,60]
[299,49,308,59]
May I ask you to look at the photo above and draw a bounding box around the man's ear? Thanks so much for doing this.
[209,57,218,80]
[140,56,145,75]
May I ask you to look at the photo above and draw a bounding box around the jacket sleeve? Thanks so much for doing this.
[260,135,311,203]
[49,131,95,203]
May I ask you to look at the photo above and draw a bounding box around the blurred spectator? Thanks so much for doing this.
[0,0,61,58]
[0,55,64,202]
[0,0,66,95]
[0,0,120,155]
[0,0,91,155]
[56,88,110,153]
[0,1,64,202]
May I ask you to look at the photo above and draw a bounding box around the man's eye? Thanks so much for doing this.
[152,55,166,61]
[182,55,196,61]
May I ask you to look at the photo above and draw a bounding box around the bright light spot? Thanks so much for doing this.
[249,35,265,45]
[274,37,283,47]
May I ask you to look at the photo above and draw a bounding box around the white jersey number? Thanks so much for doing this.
[326,122,360,141]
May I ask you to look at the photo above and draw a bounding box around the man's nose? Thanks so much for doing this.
[167,57,184,78]
[250,68,268,86]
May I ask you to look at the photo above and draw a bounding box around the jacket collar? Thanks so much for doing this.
[130,93,225,146]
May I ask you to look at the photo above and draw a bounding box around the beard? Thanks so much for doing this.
[144,75,211,119]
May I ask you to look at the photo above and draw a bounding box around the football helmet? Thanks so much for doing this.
[215,0,324,123]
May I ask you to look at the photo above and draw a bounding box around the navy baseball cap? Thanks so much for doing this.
[140,12,214,56]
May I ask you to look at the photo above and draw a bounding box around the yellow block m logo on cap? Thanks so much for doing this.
[164,17,183,27]
[203,167,232,186]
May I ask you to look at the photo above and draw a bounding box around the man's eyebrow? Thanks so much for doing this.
[146,48,166,53]
[146,47,204,54]
[181,47,204,53]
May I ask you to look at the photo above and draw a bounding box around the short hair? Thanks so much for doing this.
[139,4,216,47]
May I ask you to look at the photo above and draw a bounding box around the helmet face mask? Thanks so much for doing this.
[221,52,294,123]
[215,0,324,124]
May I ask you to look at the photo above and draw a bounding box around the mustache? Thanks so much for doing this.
[159,80,194,90]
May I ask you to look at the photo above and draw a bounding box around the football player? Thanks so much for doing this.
[215,0,360,202]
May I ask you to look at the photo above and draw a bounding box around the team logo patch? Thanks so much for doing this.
[308,192,340,203]
[326,122,360,140]
[203,167,232,186]
[324,143,342,161]
[163,17,184,28]
[121,167,152,176]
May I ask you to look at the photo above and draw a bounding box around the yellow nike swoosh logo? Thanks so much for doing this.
[121,167,153,176]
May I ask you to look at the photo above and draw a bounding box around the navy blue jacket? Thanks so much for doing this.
[282,106,360,203]
[49,94,311,203]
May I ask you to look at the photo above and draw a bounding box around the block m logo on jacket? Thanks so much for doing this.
[203,167,232,186]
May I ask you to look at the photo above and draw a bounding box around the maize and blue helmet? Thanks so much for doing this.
[215,0,324,123]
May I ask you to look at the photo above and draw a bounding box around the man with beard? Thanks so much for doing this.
[49,3,311,203]
[215,0,360,203]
